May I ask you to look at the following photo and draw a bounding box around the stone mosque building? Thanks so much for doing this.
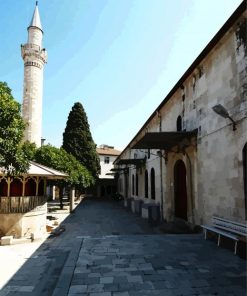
[114,2,247,227]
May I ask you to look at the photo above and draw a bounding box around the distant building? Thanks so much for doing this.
[115,2,247,225]
[94,145,121,198]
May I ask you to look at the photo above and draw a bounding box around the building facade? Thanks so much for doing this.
[94,145,121,198]
[115,2,247,225]
[21,2,47,147]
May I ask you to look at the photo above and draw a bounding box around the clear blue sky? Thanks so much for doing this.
[0,0,243,150]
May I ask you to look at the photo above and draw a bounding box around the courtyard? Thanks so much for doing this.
[0,198,246,296]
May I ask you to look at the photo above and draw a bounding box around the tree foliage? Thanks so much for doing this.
[62,102,100,178]
[0,82,29,175]
[34,144,94,189]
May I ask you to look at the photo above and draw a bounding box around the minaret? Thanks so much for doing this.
[21,1,47,147]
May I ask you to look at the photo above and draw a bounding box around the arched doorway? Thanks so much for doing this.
[174,160,188,220]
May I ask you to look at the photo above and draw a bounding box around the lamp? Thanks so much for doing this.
[212,104,236,131]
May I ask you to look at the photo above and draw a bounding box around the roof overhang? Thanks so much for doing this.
[115,158,146,166]
[0,161,68,180]
[131,131,197,150]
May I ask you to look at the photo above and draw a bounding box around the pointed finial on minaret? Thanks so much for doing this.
[28,1,42,32]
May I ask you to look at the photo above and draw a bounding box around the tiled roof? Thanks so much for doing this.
[96,148,121,156]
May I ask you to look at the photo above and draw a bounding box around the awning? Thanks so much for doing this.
[131,131,197,150]
[115,158,146,166]
[110,168,125,172]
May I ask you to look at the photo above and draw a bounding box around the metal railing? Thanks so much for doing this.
[0,196,47,214]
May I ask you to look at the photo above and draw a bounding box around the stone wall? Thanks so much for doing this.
[117,8,247,225]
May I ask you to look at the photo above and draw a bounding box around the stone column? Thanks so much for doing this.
[70,188,75,213]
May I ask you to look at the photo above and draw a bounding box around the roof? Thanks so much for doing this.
[132,131,197,150]
[27,161,68,179]
[115,1,246,162]
[97,147,121,156]
[0,161,68,179]
[28,2,42,31]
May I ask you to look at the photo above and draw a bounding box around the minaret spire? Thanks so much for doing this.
[21,3,47,147]
[28,1,42,32]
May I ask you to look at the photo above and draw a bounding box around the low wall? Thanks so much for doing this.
[0,203,47,238]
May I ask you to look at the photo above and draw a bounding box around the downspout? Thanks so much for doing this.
[157,111,164,221]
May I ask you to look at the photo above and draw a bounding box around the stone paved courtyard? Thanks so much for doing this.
[0,198,246,296]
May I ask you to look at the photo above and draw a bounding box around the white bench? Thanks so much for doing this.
[201,216,247,255]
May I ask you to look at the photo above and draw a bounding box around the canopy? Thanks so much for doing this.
[115,158,146,166]
[131,131,197,150]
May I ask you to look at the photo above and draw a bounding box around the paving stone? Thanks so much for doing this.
[87,284,104,292]
[127,275,143,283]
[69,285,87,294]
[103,283,119,292]
[113,276,128,283]
[100,276,114,284]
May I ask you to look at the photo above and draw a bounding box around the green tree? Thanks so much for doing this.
[34,144,95,209]
[62,102,100,178]
[0,82,29,175]
[34,144,94,189]
[21,141,37,160]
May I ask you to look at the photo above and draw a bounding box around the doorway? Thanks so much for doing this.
[174,160,188,220]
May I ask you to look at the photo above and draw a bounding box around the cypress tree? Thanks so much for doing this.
[62,102,100,178]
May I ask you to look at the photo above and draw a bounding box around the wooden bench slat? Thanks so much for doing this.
[201,225,239,240]
[201,216,247,255]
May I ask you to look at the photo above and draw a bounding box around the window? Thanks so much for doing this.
[132,174,135,195]
[177,115,182,131]
[145,170,148,198]
[151,168,155,200]
[104,156,110,164]
[135,173,139,196]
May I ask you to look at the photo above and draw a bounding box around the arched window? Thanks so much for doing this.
[243,143,247,218]
[145,170,148,198]
[135,173,139,196]
[177,115,182,131]
[151,168,155,200]
[132,174,135,195]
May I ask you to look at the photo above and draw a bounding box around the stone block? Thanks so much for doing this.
[1,236,13,245]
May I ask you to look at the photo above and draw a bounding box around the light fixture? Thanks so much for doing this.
[212,104,237,131]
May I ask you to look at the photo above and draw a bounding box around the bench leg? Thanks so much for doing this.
[217,234,221,247]
[204,229,207,240]
[234,241,238,255]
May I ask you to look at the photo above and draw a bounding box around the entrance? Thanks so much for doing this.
[174,160,188,220]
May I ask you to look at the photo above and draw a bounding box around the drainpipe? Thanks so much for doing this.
[157,111,164,221]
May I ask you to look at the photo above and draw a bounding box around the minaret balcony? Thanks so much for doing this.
[21,44,47,63]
